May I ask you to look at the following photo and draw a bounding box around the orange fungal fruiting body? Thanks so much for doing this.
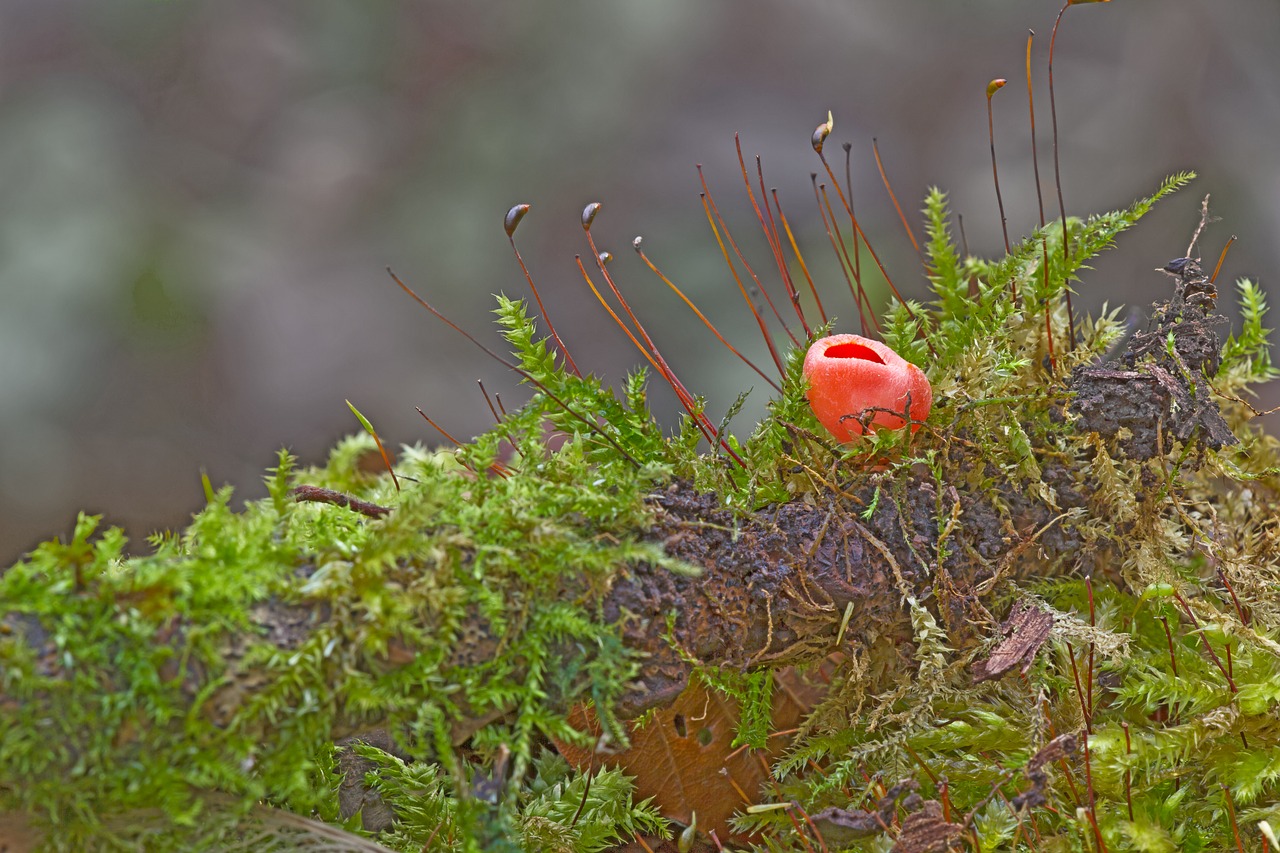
[802,334,932,441]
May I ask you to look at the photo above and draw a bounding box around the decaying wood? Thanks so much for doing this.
[610,475,1066,715]
[971,597,1054,682]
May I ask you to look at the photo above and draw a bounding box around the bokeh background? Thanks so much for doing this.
[3,0,1278,563]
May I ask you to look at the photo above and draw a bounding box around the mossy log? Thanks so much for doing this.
[4,211,1280,850]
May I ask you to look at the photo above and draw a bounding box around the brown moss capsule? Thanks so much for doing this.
[581,202,601,231]
[503,203,531,238]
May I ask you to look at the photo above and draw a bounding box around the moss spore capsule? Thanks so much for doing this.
[504,203,531,238]
[811,110,834,155]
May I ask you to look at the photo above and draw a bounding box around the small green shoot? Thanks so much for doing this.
[346,398,400,492]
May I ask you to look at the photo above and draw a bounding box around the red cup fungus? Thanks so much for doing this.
[802,334,932,441]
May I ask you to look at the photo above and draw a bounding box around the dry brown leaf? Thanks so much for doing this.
[556,667,824,842]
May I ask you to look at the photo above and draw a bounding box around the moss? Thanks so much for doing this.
[1,388,682,847]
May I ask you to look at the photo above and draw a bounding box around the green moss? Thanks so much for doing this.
[0,358,685,847]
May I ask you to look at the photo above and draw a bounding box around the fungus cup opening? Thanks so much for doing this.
[823,341,886,364]
[802,333,932,441]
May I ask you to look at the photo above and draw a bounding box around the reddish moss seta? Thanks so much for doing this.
[802,334,932,441]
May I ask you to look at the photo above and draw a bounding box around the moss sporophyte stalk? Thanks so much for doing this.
[4,3,1280,851]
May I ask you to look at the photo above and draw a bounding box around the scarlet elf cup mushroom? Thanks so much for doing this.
[803,334,932,442]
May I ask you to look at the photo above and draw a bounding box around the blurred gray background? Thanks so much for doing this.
[3,0,1278,563]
